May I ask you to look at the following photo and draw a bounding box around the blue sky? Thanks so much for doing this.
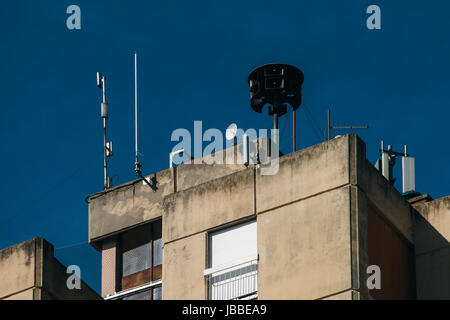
[1,1,449,294]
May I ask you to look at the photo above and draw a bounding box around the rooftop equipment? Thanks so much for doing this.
[326,109,369,140]
[402,145,416,193]
[375,141,416,193]
[248,63,304,152]
[96,72,113,189]
[132,53,157,191]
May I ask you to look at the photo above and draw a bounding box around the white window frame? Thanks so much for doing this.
[204,254,258,277]
[104,279,162,300]
[205,220,258,300]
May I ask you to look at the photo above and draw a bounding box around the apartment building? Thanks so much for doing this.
[87,134,450,300]
[0,238,101,300]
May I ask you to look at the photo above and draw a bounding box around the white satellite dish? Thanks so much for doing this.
[226,123,238,140]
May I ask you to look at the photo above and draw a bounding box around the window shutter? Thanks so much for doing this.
[209,220,257,268]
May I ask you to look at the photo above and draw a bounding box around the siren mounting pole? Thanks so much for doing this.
[293,110,296,152]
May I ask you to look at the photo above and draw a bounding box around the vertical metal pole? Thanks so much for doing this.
[135,53,139,166]
[292,110,296,152]
[327,109,331,140]
[102,77,108,189]
[273,112,279,130]
[272,113,279,159]
[102,77,106,103]
[243,134,249,166]
[103,118,107,189]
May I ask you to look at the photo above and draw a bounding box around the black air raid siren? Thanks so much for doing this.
[248,63,304,130]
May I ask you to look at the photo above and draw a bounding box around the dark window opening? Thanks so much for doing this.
[120,287,162,300]
[118,219,162,299]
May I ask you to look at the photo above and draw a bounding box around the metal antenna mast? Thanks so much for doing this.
[327,109,369,140]
[134,52,141,174]
[133,52,157,191]
[97,72,113,189]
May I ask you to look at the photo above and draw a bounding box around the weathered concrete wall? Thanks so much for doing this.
[161,168,255,299]
[88,142,252,245]
[258,187,352,299]
[0,238,101,300]
[358,159,414,243]
[350,185,370,301]
[0,238,36,299]
[160,134,371,300]
[415,196,450,241]
[368,205,416,299]
[255,135,350,213]
[162,233,206,299]
[88,168,174,243]
[101,238,117,297]
[93,133,421,300]
[322,290,358,300]
[41,240,101,300]
[414,196,450,299]
[256,134,370,300]
[163,168,255,243]
[175,140,251,192]
[3,289,35,300]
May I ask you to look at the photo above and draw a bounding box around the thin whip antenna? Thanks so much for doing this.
[132,52,157,191]
[132,52,156,191]
[134,52,143,176]
[135,52,139,165]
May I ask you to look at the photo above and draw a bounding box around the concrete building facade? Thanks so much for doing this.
[87,134,449,300]
[0,238,101,300]
[413,196,450,299]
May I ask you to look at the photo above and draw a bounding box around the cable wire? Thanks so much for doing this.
[0,151,103,231]
[55,241,90,251]
[301,105,326,142]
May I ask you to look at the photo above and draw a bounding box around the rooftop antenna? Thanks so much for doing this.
[225,123,238,142]
[133,52,157,191]
[225,123,239,150]
[402,145,416,194]
[134,52,140,174]
[375,141,415,193]
[327,109,369,140]
[97,72,113,189]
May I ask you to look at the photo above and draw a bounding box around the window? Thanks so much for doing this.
[122,289,151,301]
[118,284,162,300]
[205,219,258,300]
[118,220,162,300]
[123,242,150,277]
